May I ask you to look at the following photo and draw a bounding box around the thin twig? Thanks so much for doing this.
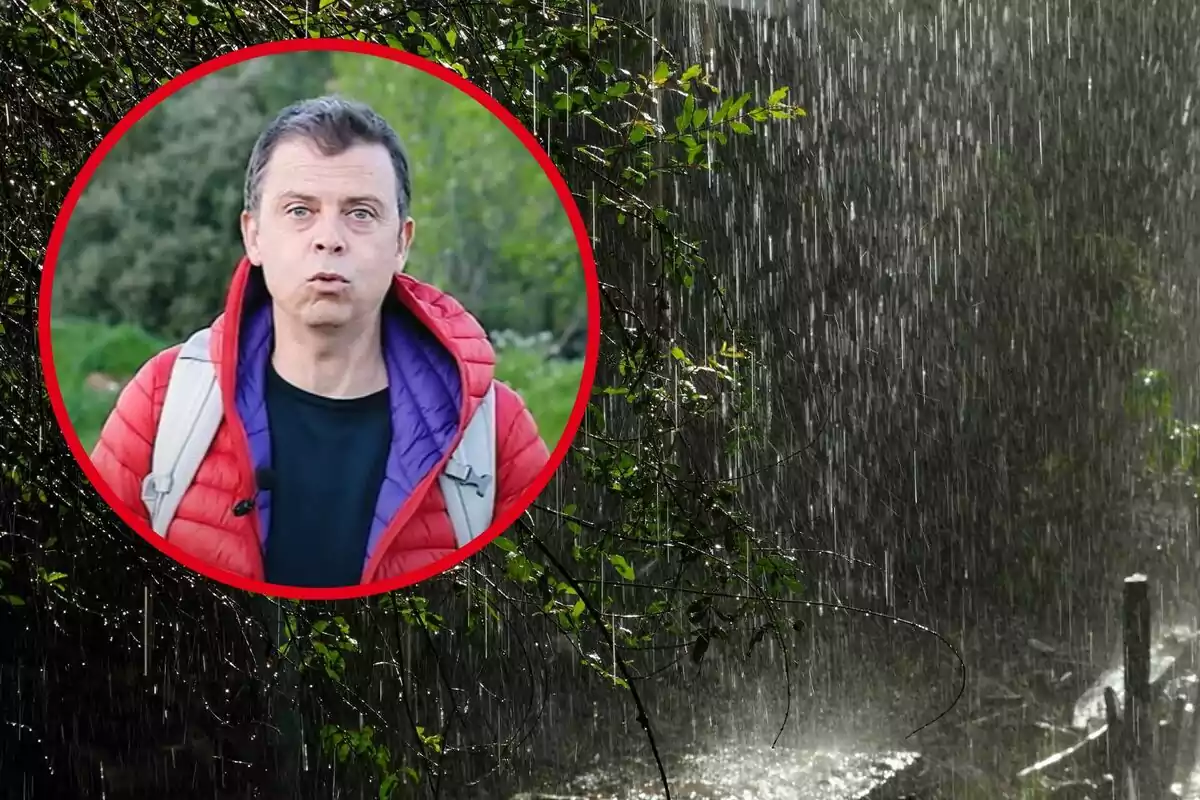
[524,519,674,800]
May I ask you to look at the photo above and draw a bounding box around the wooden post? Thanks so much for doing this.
[1123,574,1152,799]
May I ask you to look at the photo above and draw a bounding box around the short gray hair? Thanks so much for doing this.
[243,95,412,218]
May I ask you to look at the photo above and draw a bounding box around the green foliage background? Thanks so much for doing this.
[5,3,811,794]
[48,49,586,449]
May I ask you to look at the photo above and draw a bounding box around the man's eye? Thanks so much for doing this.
[349,208,376,220]
[286,206,311,218]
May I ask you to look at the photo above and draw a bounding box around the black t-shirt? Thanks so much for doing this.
[261,364,392,588]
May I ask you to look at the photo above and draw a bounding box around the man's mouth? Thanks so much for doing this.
[309,272,348,283]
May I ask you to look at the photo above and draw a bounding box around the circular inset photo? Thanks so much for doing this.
[39,40,598,600]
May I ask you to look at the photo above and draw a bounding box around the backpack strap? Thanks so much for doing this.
[439,382,498,547]
[140,328,223,537]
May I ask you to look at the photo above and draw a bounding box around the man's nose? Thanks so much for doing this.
[312,215,347,254]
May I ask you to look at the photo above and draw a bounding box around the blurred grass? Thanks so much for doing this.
[491,335,584,449]
[52,318,583,455]
[51,318,168,452]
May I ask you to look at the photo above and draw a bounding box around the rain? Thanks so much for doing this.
[6,0,1200,797]
[547,0,1200,796]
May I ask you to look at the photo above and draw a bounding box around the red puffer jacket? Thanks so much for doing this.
[90,257,550,586]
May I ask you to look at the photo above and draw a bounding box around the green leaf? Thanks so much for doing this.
[693,108,708,129]
[2,595,24,606]
[712,96,734,125]
[374,743,391,770]
[445,28,457,48]
[730,92,753,117]
[730,121,753,135]
[652,61,669,85]
[420,32,442,52]
[677,95,696,132]
[185,14,199,25]
[492,536,516,553]
[407,10,422,24]
[506,555,537,583]
[681,64,703,82]
[607,554,635,581]
[607,81,631,98]
[581,656,630,689]
[380,773,400,800]
[767,86,790,105]
[670,346,686,361]
[646,599,671,615]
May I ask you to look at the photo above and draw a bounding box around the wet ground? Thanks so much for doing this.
[510,495,1200,800]
[524,747,923,800]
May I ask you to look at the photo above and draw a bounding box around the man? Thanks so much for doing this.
[90,95,551,588]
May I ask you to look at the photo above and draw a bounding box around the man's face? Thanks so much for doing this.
[240,137,415,331]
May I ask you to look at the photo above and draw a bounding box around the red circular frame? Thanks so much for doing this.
[37,38,600,601]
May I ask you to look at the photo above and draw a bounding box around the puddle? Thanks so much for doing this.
[517,746,922,800]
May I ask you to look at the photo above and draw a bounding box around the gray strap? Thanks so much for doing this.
[439,382,498,547]
[140,328,223,537]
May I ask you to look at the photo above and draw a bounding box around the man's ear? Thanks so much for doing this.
[240,209,262,266]
[396,217,416,274]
